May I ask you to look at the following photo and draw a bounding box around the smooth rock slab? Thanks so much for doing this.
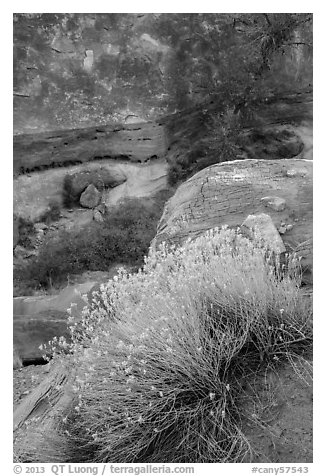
[154,159,312,284]
[13,281,97,363]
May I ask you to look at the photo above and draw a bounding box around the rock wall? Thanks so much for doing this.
[14,13,312,134]
[14,13,174,133]
[14,120,167,174]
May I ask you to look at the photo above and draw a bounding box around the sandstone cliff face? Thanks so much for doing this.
[154,158,312,283]
[14,121,167,174]
[14,13,173,133]
[14,13,312,134]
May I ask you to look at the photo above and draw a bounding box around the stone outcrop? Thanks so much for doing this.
[66,168,126,197]
[14,121,167,175]
[154,158,312,283]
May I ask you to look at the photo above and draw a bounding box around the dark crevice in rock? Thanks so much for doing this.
[23,357,50,367]
[14,92,30,98]
[14,119,166,176]
[18,160,84,175]
[17,153,143,176]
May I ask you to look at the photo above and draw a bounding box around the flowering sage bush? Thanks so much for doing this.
[48,226,312,463]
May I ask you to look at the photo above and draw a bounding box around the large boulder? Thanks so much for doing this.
[79,184,101,208]
[66,167,126,198]
[154,158,312,284]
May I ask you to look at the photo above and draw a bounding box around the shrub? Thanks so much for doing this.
[167,109,246,186]
[37,227,312,463]
[14,197,166,291]
[62,168,119,208]
[62,174,79,208]
[39,200,61,224]
[16,216,36,248]
[167,141,210,186]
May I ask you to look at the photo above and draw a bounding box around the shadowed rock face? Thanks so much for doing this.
[14,13,313,135]
[153,158,312,283]
[13,13,174,133]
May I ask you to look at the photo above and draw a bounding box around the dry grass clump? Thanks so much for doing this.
[32,227,312,463]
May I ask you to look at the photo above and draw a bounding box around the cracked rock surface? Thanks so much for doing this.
[154,158,312,283]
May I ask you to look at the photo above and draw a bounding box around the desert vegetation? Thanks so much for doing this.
[14,194,171,293]
[14,216,36,248]
[163,13,312,185]
[38,200,61,224]
[166,109,246,185]
[19,227,312,463]
[13,13,313,464]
